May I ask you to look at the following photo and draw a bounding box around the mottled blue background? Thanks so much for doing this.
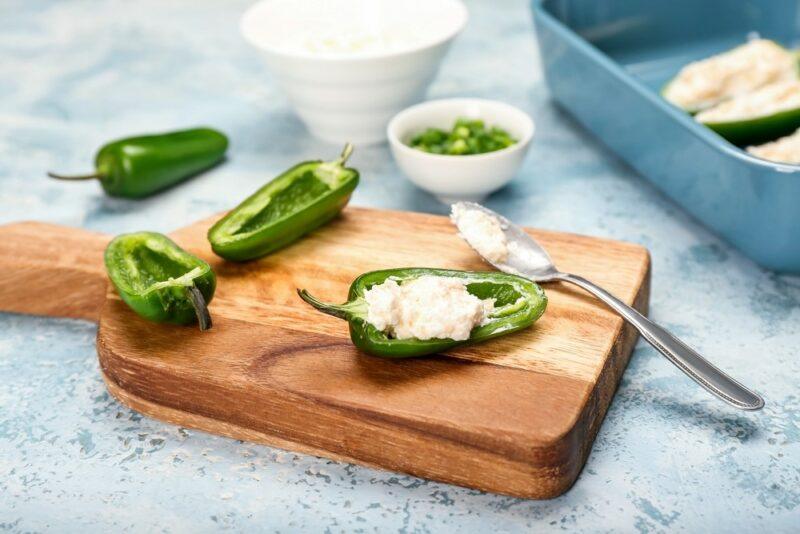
[1,0,798,532]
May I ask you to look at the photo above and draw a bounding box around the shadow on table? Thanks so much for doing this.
[652,396,761,442]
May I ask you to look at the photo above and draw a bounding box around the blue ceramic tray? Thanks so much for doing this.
[531,0,800,272]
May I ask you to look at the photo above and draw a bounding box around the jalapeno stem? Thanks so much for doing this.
[187,285,213,331]
[47,171,104,181]
[296,288,350,320]
[337,143,354,167]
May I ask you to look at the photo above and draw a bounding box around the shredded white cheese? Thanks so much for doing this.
[696,80,800,123]
[664,39,797,112]
[451,204,509,264]
[363,276,495,341]
[280,28,417,56]
[747,127,800,163]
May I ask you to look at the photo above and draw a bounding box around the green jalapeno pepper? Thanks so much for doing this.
[104,232,216,330]
[49,127,228,198]
[697,95,800,146]
[298,268,547,358]
[207,143,358,261]
[410,118,517,155]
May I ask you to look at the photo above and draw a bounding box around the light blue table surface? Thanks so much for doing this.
[1,0,798,532]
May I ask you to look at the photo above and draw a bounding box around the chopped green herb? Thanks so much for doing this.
[409,118,517,155]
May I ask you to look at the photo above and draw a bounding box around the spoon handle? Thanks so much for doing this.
[558,273,764,411]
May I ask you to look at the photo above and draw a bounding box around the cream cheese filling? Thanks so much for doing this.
[363,276,495,341]
[451,204,509,264]
[747,127,800,163]
[696,80,800,123]
[664,39,797,112]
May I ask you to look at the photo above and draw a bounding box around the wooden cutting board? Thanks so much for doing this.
[0,207,650,499]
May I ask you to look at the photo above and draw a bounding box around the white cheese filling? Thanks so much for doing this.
[696,80,800,123]
[363,276,495,341]
[664,39,796,112]
[747,127,800,163]
[280,28,418,56]
[451,205,509,264]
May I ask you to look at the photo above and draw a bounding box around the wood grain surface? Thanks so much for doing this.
[0,207,650,498]
[0,222,109,321]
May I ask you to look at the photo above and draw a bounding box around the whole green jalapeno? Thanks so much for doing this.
[207,143,358,262]
[104,232,216,331]
[298,268,547,358]
[49,127,228,198]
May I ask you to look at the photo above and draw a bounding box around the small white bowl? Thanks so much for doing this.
[387,98,535,202]
[240,0,468,145]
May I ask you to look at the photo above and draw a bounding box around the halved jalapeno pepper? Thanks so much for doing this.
[208,144,358,261]
[104,232,216,330]
[662,39,799,114]
[696,80,800,145]
[298,268,547,358]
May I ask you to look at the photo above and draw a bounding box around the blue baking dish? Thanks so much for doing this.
[531,0,800,272]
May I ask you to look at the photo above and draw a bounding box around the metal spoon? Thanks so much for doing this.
[451,202,764,411]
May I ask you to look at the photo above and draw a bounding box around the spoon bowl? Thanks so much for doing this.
[451,202,559,279]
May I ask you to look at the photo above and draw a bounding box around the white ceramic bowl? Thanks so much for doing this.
[387,98,535,202]
[240,0,468,145]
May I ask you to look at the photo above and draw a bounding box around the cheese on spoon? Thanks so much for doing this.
[450,204,509,264]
